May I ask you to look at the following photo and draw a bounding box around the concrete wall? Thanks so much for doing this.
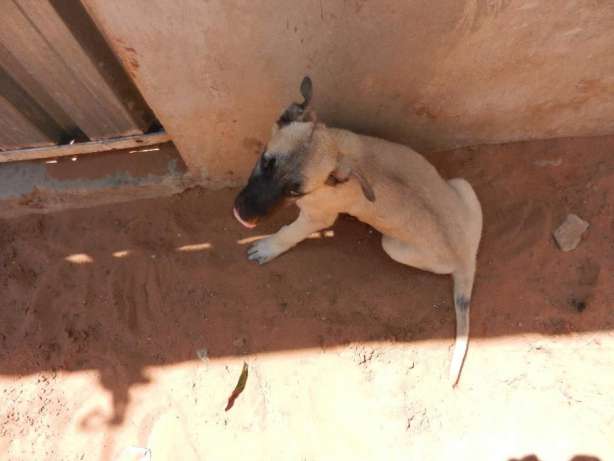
[82,0,614,186]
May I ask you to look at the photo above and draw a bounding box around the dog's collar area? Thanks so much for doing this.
[325,174,346,187]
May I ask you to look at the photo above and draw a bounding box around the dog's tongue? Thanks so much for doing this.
[233,207,257,229]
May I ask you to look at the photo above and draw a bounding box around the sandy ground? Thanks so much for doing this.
[1,135,613,461]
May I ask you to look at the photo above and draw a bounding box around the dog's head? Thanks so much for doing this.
[233,76,374,228]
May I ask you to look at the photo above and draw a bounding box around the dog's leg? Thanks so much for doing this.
[247,209,338,264]
[381,236,454,274]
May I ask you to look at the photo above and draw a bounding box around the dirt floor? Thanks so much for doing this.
[1,135,613,461]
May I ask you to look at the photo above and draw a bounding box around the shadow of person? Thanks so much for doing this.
[510,455,601,461]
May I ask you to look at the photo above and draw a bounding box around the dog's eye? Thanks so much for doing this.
[287,183,302,196]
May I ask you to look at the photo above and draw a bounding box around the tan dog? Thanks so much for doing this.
[233,77,483,386]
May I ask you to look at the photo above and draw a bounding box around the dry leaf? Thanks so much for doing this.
[225,362,248,411]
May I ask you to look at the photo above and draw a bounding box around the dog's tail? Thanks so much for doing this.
[449,266,475,387]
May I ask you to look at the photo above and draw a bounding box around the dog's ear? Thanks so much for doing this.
[327,157,375,202]
[299,76,312,108]
[277,76,314,126]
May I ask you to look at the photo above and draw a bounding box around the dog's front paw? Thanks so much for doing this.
[247,237,284,264]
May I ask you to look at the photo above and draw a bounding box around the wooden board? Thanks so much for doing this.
[0,65,68,148]
[0,1,146,140]
[0,132,171,164]
[0,93,55,151]
[0,42,79,139]
[48,0,155,133]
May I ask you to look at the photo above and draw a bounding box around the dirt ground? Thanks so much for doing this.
[1,135,613,461]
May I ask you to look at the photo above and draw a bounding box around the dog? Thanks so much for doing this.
[233,77,483,386]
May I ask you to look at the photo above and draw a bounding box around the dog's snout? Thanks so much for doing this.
[232,170,287,229]
[233,189,258,229]
[233,204,257,229]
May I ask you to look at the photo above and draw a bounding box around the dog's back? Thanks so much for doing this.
[331,129,481,271]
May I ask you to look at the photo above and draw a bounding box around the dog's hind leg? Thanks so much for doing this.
[381,235,454,275]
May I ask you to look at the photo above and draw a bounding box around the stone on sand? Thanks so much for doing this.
[553,214,589,251]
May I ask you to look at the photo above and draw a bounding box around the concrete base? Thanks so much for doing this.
[0,142,194,219]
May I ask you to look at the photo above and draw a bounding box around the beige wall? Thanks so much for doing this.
[83,0,614,186]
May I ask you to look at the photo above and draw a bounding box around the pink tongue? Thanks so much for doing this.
[233,207,257,229]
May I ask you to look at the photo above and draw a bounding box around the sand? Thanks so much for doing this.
[1,135,613,460]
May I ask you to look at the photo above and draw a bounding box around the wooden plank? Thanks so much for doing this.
[0,132,171,164]
[0,93,55,150]
[0,42,79,138]
[0,1,144,140]
[49,0,155,132]
[0,66,67,147]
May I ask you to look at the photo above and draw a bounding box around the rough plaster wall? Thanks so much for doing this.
[83,0,614,185]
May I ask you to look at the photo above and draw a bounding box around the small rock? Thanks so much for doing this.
[553,214,589,251]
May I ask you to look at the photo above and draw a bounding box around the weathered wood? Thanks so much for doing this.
[0,66,67,148]
[0,1,145,140]
[0,132,171,164]
[47,0,155,131]
[0,42,78,138]
[0,93,55,151]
